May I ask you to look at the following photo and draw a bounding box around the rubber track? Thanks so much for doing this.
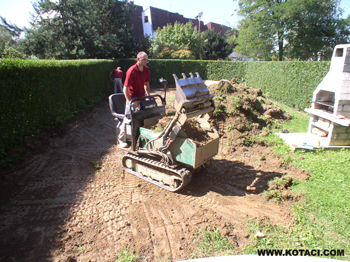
[122,153,192,192]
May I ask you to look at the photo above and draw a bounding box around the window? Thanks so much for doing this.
[144,16,149,23]
[335,48,343,57]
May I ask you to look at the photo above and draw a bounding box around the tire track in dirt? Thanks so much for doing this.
[1,100,119,261]
[0,93,306,261]
[56,175,131,260]
[127,189,197,261]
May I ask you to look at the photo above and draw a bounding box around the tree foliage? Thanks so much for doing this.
[19,0,137,59]
[0,17,23,39]
[225,28,239,49]
[234,0,350,61]
[201,29,234,60]
[0,26,11,56]
[0,17,24,58]
[150,22,198,59]
[1,42,28,59]
[285,0,350,60]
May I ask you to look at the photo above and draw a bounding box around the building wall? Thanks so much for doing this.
[142,7,154,38]
[206,22,231,37]
[130,4,231,39]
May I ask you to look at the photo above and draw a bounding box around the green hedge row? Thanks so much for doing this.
[244,61,330,111]
[131,59,329,112]
[117,59,210,85]
[204,61,330,111]
[0,59,119,155]
[0,58,330,157]
[142,59,329,111]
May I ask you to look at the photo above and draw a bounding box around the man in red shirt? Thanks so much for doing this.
[123,52,151,101]
[109,67,123,93]
[119,51,151,147]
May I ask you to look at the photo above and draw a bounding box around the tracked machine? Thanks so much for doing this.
[109,73,219,192]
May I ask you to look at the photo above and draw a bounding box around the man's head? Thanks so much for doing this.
[137,51,148,67]
[117,67,121,70]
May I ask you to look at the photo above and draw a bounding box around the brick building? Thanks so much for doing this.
[129,3,231,39]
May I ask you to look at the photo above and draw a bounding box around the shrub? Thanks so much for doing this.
[0,59,118,154]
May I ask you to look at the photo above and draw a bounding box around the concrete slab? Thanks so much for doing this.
[204,80,219,86]
[275,132,350,151]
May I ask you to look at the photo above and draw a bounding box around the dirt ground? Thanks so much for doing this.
[0,82,309,262]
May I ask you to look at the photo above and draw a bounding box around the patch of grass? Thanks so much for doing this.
[273,101,310,133]
[114,246,138,262]
[245,209,348,260]
[76,244,91,254]
[244,216,323,253]
[227,125,235,132]
[167,94,176,104]
[165,110,176,116]
[258,154,266,161]
[292,149,350,252]
[229,96,242,108]
[263,175,299,203]
[92,160,102,169]
[191,230,235,259]
[247,103,350,260]
[254,99,310,157]
[150,127,164,133]
[243,138,253,146]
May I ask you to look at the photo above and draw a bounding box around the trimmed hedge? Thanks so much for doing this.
[244,61,330,111]
[206,61,248,83]
[118,59,210,84]
[0,59,119,154]
[204,61,330,111]
[0,58,330,157]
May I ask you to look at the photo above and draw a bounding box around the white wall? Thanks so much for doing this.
[142,8,155,39]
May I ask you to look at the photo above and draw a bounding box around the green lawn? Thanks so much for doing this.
[245,102,350,260]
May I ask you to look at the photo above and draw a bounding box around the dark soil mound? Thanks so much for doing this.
[153,116,212,146]
[209,79,291,147]
[152,78,291,148]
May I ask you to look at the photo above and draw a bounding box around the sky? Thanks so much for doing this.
[0,0,350,30]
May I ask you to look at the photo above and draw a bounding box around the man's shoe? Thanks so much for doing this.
[118,140,129,148]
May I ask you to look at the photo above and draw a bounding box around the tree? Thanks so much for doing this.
[225,28,239,49]
[201,29,233,60]
[1,42,28,59]
[234,0,289,61]
[127,35,151,58]
[234,0,349,61]
[0,17,24,58]
[285,1,350,60]
[150,22,198,59]
[19,0,136,59]
[0,26,11,56]
[0,17,23,39]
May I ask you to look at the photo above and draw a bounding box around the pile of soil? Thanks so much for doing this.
[152,116,213,146]
[153,79,291,148]
[265,176,303,202]
[210,79,291,147]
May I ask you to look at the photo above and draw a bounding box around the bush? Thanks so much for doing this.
[0,59,119,154]
[244,61,330,111]
[204,61,329,111]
